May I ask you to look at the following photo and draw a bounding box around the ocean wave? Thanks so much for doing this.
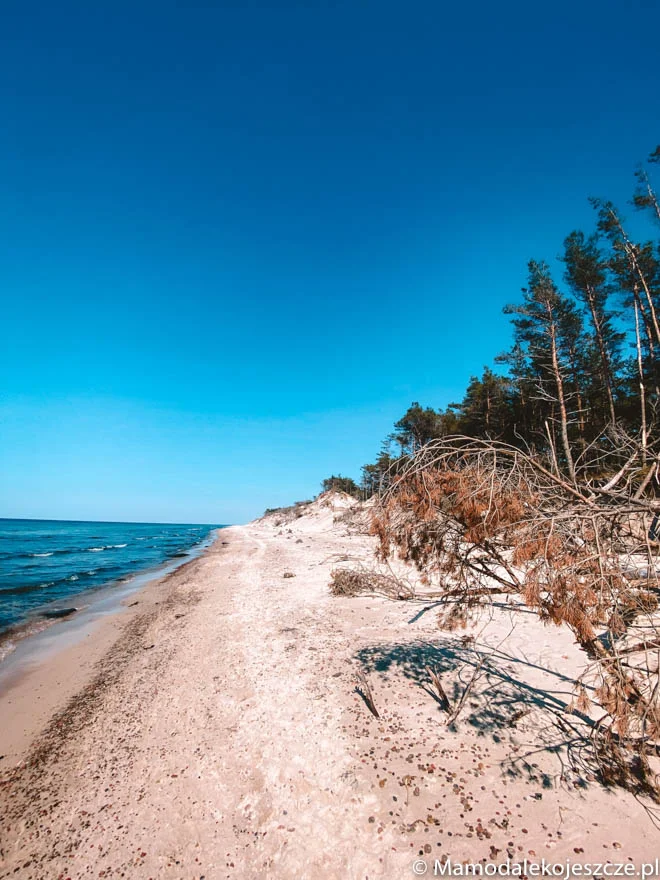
[112,543,127,548]
[0,615,69,662]
[0,622,42,662]
[0,580,55,597]
[0,563,118,596]
[87,546,105,552]
[41,607,77,619]
[7,548,77,561]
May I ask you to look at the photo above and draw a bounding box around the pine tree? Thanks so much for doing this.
[391,402,447,454]
[451,368,513,439]
[320,475,361,498]
[633,146,660,225]
[562,231,622,427]
[504,261,580,480]
[495,342,536,442]
[591,198,660,353]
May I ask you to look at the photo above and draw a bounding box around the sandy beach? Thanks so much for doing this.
[1,494,658,879]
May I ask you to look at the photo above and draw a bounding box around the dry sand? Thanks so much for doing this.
[0,495,658,879]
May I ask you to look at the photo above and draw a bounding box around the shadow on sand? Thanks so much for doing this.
[355,636,601,790]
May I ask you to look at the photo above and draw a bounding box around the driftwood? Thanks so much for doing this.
[425,666,451,712]
[355,670,380,718]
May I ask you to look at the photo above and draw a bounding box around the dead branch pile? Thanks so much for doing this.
[330,567,415,600]
[372,433,660,797]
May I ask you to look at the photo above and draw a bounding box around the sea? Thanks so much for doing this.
[0,518,220,657]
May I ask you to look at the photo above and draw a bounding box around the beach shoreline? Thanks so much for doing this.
[1,497,658,879]
[0,535,222,765]
[0,523,220,684]
[0,519,219,666]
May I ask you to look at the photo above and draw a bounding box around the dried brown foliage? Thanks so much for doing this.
[372,434,660,796]
[330,567,415,600]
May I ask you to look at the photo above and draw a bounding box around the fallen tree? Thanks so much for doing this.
[371,433,660,799]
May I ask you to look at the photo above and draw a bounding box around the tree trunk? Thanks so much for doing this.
[608,205,660,349]
[626,243,660,348]
[549,319,576,482]
[634,300,648,465]
[584,286,617,426]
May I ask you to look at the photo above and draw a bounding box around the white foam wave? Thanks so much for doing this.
[0,617,59,663]
[31,552,53,557]
[0,637,17,663]
[87,547,105,552]
[68,575,79,581]
[112,544,127,549]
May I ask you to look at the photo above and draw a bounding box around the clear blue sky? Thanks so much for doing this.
[1,0,659,524]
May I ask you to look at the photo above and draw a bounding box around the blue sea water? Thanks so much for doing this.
[0,518,220,634]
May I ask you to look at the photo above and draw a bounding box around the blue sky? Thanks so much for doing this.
[1,0,659,523]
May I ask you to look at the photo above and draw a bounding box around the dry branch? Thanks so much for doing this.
[445,658,486,726]
[355,670,380,718]
[426,666,451,712]
[330,567,415,600]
